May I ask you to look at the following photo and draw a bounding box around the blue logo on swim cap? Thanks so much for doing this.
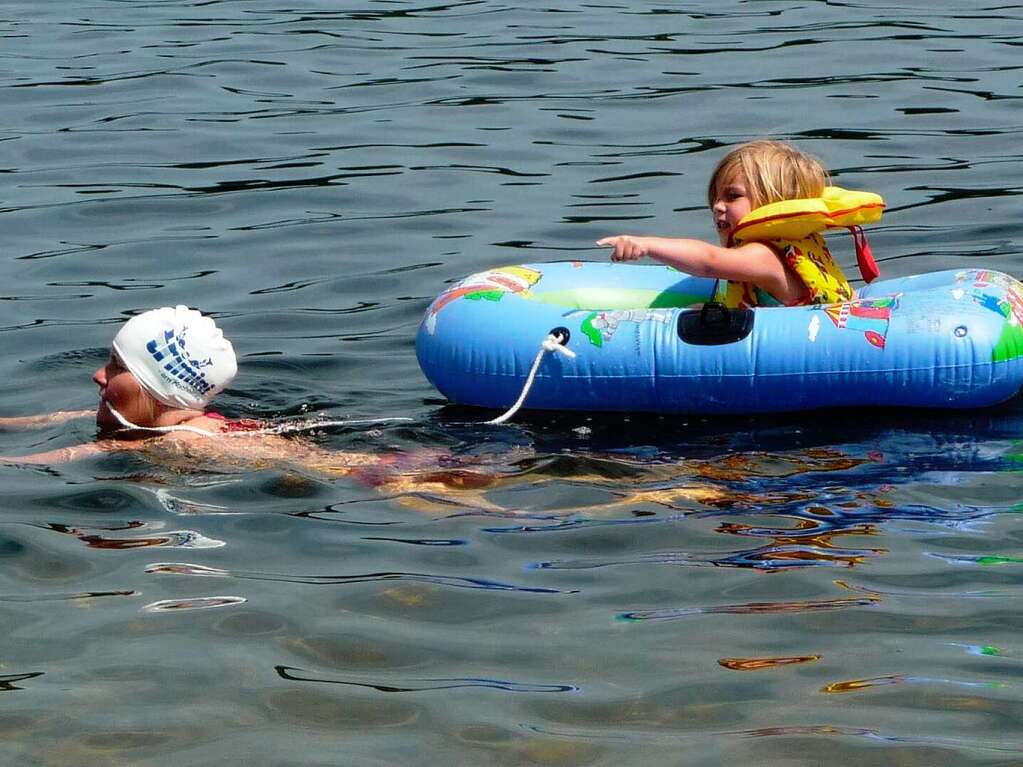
[146,328,215,396]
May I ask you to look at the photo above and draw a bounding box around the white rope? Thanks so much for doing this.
[486,333,575,425]
[257,416,413,435]
[107,403,412,439]
[106,404,218,437]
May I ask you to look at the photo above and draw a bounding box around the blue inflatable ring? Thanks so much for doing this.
[416,262,1023,414]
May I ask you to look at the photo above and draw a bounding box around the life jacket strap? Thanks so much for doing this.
[850,226,880,283]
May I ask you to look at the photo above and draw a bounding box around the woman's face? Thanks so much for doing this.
[92,351,155,428]
[710,169,754,245]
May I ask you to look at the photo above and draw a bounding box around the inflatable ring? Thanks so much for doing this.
[416,263,1023,414]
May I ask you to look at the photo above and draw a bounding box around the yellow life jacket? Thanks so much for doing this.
[716,232,854,308]
[717,187,885,308]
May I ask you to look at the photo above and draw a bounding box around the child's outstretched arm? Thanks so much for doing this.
[0,410,94,430]
[597,235,804,303]
[597,236,772,278]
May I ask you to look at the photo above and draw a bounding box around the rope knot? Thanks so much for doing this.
[486,332,574,425]
[542,333,576,358]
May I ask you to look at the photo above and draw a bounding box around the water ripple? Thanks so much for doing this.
[141,596,247,613]
[619,595,880,622]
[523,721,1023,753]
[0,671,43,692]
[0,590,136,603]
[146,562,568,594]
[275,665,577,694]
[4,2,1023,763]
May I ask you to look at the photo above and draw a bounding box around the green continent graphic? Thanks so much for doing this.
[580,312,603,347]
[535,288,700,310]
[465,290,506,302]
[992,321,1023,362]
[976,555,1023,566]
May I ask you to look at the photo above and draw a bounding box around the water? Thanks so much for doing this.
[3,1,1023,764]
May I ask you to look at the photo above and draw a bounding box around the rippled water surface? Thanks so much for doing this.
[3,2,1023,764]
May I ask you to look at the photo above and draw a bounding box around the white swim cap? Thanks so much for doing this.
[111,306,237,410]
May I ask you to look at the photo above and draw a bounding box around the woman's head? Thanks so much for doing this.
[708,140,829,211]
[94,306,236,428]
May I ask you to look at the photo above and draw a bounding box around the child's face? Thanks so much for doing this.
[710,170,753,245]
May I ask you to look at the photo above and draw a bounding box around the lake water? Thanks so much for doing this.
[3,1,1023,764]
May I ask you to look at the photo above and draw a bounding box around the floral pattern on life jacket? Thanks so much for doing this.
[717,233,853,309]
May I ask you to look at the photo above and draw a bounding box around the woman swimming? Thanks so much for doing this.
[0,306,398,477]
[1,305,730,513]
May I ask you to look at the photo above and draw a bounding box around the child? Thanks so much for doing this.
[597,139,880,308]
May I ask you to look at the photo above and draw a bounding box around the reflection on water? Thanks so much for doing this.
[718,655,821,671]
[821,674,1006,694]
[620,594,881,621]
[141,595,248,613]
[45,522,225,550]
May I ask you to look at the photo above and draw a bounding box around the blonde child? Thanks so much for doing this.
[597,139,880,308]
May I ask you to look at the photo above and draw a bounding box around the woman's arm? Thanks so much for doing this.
[1,444,102,465]
[0,410,94,429]
[0,439,149,465]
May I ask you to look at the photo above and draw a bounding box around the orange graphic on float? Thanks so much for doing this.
[423,266,542,334]
[960,269,1023,325]
[822,295,899,349]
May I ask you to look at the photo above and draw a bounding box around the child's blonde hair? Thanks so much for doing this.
[707,140,829,210]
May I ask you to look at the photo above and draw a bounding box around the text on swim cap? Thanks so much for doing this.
[146,328,216,397]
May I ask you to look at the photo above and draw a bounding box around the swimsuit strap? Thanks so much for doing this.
[203,411,264,432]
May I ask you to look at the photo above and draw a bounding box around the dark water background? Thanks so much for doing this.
[3,2,1023,764]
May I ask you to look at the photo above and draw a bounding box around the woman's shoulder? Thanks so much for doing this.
[158,413,237,442]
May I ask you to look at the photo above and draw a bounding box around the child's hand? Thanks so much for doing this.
[596,235,650,262]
